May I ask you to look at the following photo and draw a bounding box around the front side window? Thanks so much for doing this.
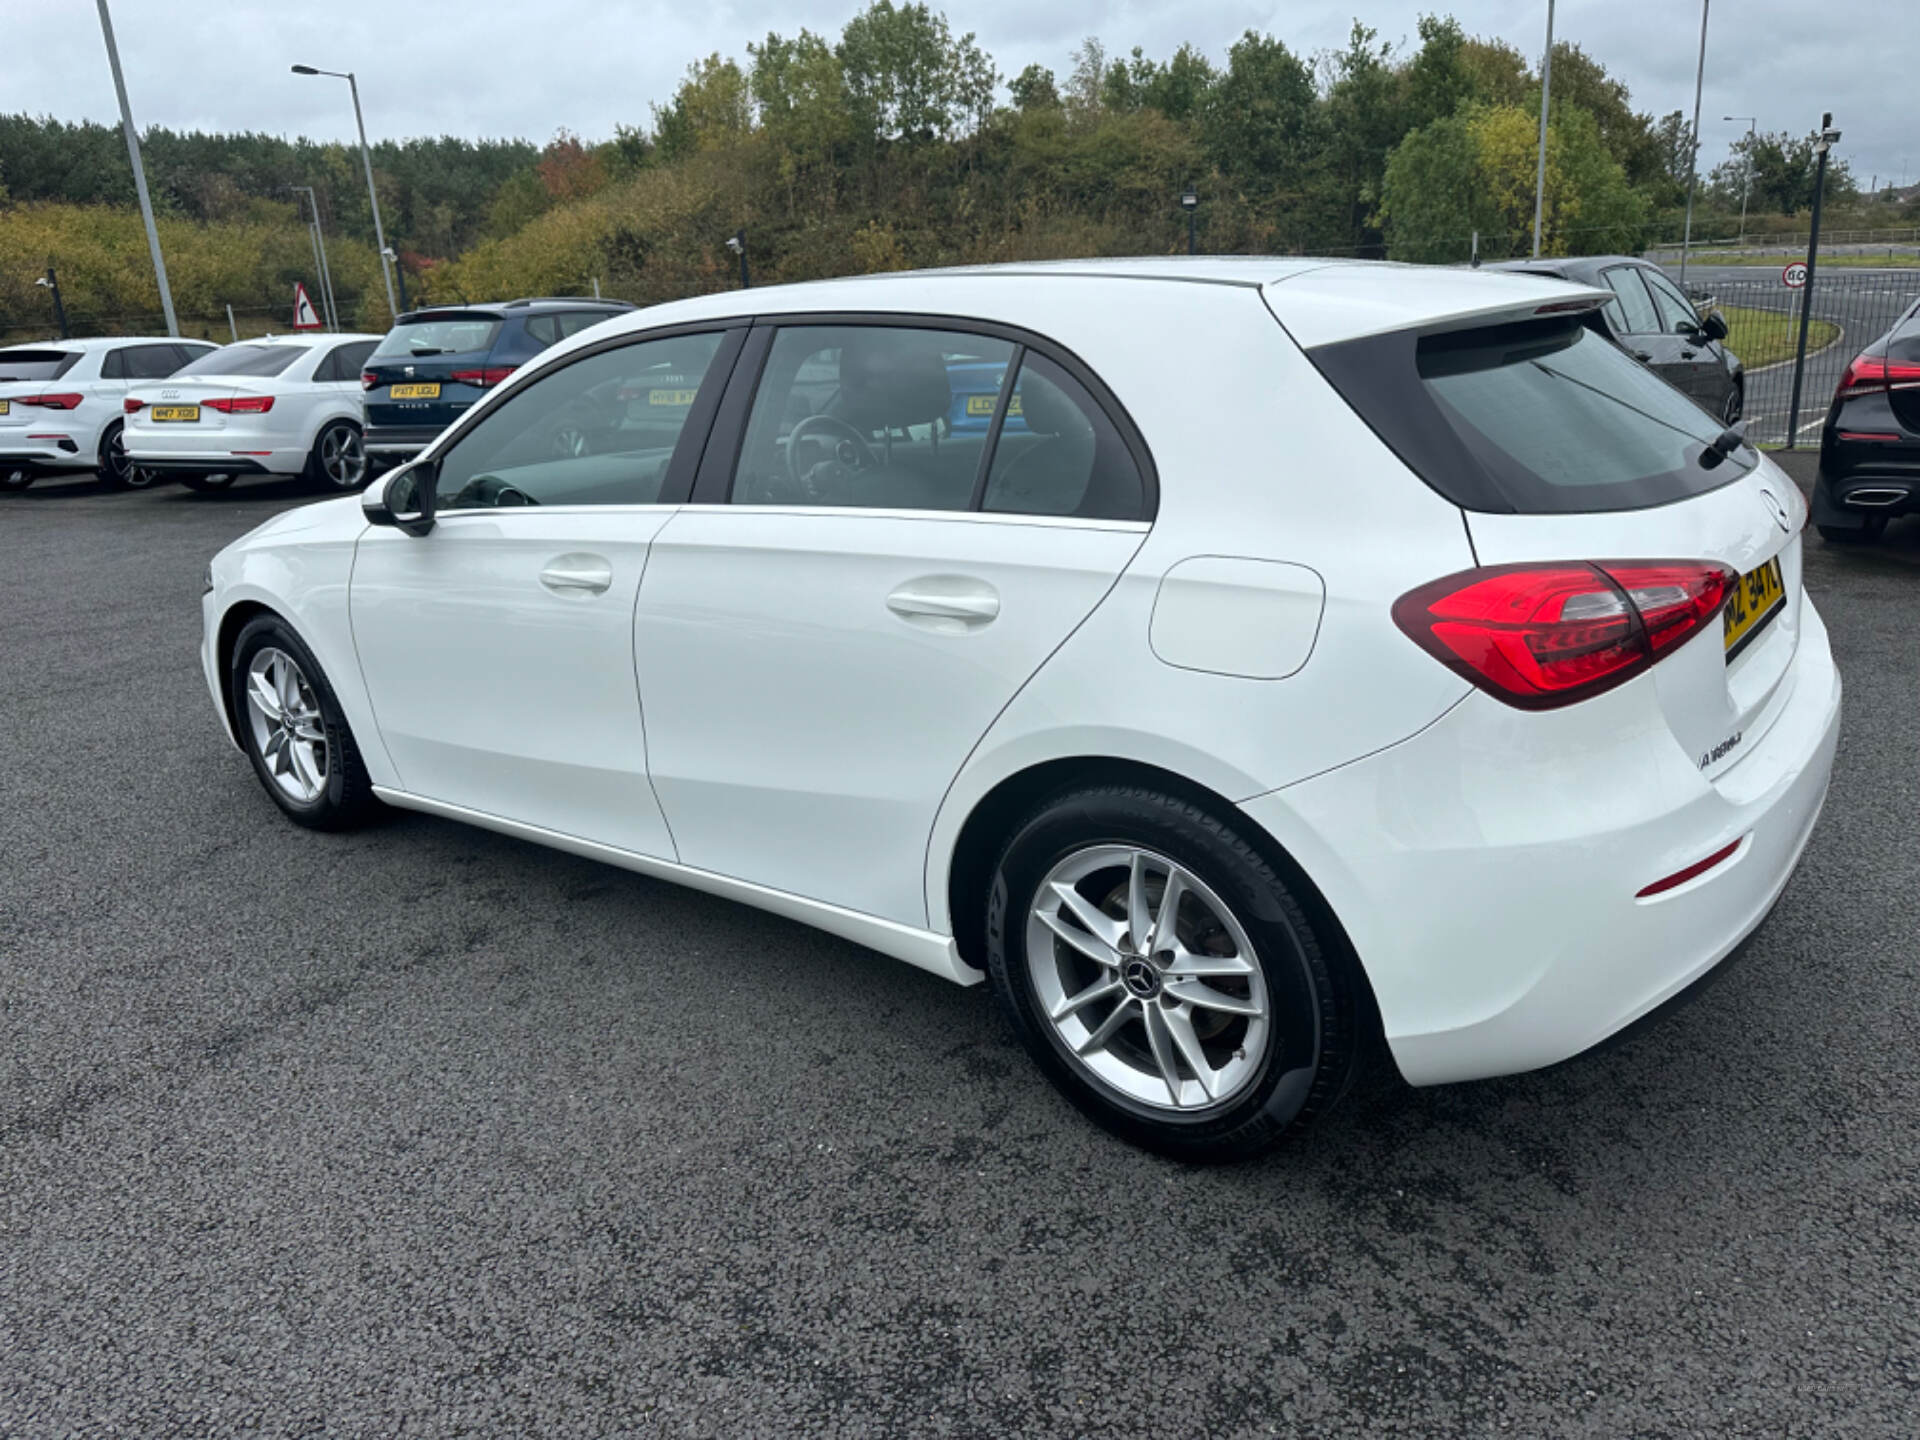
[1641,269,1702,334]
[433,331,725,510]
[317,340,377,383]
[1601,268,1660,335]
[732,326,1016,512]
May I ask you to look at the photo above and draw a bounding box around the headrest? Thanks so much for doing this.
[1016,369,1088,439]
[838,335,952,431]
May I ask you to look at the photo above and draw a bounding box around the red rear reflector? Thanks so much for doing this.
[1838,431,1902,442]
[1393,561,1736,709]
[451,366,516,388]
[16,392,83,410]
[203,395,274,414]
[1636,838,1743,897]
[123,397,147,413]
[361,371,377,390]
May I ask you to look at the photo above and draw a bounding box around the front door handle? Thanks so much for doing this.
[887,577,1000,631]
[1632,350,1653,361]
[540,553,613,596]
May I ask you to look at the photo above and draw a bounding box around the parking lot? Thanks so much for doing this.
[2,462,1917,1436]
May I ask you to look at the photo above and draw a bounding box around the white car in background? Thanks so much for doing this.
[125,332,382,493]
[199,260,1841,1160]
[1,336,218,491]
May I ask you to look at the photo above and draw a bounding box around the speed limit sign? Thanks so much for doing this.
[1782,262,1809,288]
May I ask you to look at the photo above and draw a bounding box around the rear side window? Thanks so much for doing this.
[982,353,1144,520]
[174,344,308,378]
[372,316,502,360]
[0,349,80,381]
[1311,316,1754,514]
[113,344,187,380]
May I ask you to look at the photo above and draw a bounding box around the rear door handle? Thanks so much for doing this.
[540,553,613,596]
[887,577,1000,630]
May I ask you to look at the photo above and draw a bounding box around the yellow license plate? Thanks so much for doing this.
[389,383,440,400]
[1722,555,1785,660]
[965,394,995,416]
[150,404,200,422]
[648,388,697,406]
[0,399,9,415]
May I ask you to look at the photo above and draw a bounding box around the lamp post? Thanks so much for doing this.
[1724,115,1756,248]
[1531,0,1556,258]
[1678,0,1712,288]
[291,64,399,322]
[1180,184,1199,255]
[1785,114,1841,446]
[726,230,750,289]
[35,269,71,339]
[96,0,178,336]
[382,247,410,314]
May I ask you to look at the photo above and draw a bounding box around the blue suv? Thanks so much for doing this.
[361,298,636,463]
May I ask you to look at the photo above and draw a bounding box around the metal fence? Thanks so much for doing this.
[1681,266,1920,447]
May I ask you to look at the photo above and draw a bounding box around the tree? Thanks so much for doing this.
[1379,102,1647,262]
[837,1,991,143]
[1009,64,1060,112]
[1143,45,1216,123]
[1708,128,1857,213]
[1200,32,1319,197]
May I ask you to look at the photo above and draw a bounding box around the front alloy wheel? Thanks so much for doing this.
[244,647,328,804]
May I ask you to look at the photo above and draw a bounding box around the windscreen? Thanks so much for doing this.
[0,349,81,382]
[372,316,502,360]
[1310,315,1753,514]
[175,343,307,378]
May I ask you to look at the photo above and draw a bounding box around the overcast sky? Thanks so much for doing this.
[5,2,1911,190]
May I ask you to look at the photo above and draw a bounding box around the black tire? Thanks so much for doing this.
[96,422,157,489]
[179,472,237,493]
[985,785,1357,1162]
[1817,518,1885,545]
[1,466,32,492]
[228,614,381,830]
[306,418,368,491]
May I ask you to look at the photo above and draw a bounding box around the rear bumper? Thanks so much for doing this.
[1241,599,1842,1087]
[1816,416,1920,523]
[0,440,87,469]
[138,456,276,477]
[365,424,443,458]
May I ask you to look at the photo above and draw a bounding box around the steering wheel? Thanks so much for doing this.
[450,473,539,509]
[785,414,880,501]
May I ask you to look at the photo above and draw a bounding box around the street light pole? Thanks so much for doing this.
[292,65,399,322]
[95,0,178,336]
[1531,0,1555,259]
[726,231,750,289]
[1181,184,1199,256]
[1679,0,1711,289]
[1725,115,1756,248]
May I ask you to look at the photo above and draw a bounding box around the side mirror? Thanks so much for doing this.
[362,459,436,536]
[1699,310,1729,342]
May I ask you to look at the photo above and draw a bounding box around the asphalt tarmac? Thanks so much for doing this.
[3,460,1916,1438]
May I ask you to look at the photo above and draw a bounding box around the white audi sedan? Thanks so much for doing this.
[1,336,218,490]
[126,332,383,492]
[199,260,1840,1159]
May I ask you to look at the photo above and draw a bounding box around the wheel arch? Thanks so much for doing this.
[214,599,283,735]
[940,754,1383,1037]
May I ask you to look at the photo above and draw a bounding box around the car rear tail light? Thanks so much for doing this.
[1392,561,1736,710]
[203,395,275,414]
[1636,837,1744,898]
[361,371,377,390]
[124,397,146,413]
[1835,353,1920,399]
[451,365,516,388]
[15,392,83,410]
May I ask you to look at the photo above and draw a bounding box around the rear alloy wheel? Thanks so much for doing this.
[308,419,366,491]
[98,423,156,490]
[986,786,1357,1161]
[179,473,237,493]
[2,466,32,492]
[1723,382,1744,425]
[229,615,380,830]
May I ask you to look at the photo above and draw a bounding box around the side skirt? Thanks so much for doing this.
[371,786,986,987]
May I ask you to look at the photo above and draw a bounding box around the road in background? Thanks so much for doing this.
[3,470,1917,1437]
[1665,263,1920,445]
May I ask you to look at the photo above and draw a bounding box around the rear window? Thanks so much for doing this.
[373,316,502,360]
[1310,316,1753,514]
[0,349,81,382]
[175,343,307,378]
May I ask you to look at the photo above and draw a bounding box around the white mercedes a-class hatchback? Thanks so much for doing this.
[200,260,1840,1160]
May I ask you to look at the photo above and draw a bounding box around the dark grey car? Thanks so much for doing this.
[1490,256,1746,424]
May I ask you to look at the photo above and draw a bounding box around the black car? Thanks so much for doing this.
[361,298,636,462]
[1490,256,1746,424]
[1813,297,1920,544]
